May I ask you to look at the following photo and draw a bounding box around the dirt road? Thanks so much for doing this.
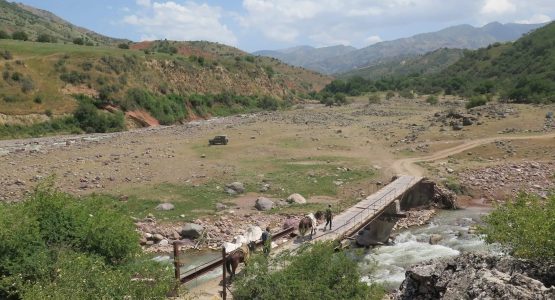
[392,133,555,177]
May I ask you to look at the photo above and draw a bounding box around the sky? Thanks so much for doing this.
[16,0,555,52]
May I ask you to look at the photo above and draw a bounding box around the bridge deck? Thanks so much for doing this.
[311,175,422,242]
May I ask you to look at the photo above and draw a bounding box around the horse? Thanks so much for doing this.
[225,241,255,280]
[298,213,318,239]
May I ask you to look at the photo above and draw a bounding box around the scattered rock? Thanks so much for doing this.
[180,223,204,239]
[255,197,274,211]
[428,234,443,245]
[225,182,245,195]
[215,203,228,211]
[287,193,307,204]
[155,203,175,211]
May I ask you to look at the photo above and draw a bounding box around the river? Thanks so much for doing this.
[157,206,493,292]
[359,206,493,290]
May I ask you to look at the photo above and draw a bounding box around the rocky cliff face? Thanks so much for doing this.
[395,253,555,300]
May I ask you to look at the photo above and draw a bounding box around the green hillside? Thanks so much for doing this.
[320,21,555,104]
[0,0,126,45]
[434,21,555,102]
[339,48,464,80]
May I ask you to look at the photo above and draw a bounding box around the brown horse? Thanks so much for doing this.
[225,241,255,280]
[299,213,318,239]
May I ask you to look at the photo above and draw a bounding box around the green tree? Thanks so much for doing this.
[11,31,28,41]
[0,30,9,39]
[118,43,130,49]
[36,34,56,43]
[73,37,85,45]
[233,242,384,300]
[480,193,555,259]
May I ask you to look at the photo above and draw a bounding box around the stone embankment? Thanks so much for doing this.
[395,253,555,300]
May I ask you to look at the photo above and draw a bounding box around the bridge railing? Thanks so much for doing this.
[315,177,416,241]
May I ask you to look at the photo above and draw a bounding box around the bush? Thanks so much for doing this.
[480,193,555,259]
[368,93,381,104]
[11,72,22,81]
[34,96,43,104]
[21,77,34,93]
[118,43,130,49]
[73,100,125,133]
[258,95,280,111]
[0,30,9,39]
[233,242,384,300]
[466,95,488,109]
[36,34,56,43]
[73,37,85,45]
[11,31,28,41]
[399,89,415,99]
[426,95,438,105]
[0,184,172,299]
[2,50,12,60]
[60,71,90,85]
[385,91,395,100]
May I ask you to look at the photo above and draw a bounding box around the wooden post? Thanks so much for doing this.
[173,242,181,280]
[222,247,227,300]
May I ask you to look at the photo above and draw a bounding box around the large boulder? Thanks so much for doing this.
[287,193,307,204]
[255,197,274,211]
[155,203,175,211]
[225,182,245,195]
[180,223,204,239]
[428,234,443,245]
[244,226,263,243]
[395,253,555,300]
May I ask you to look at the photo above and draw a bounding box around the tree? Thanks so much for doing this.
[480,193,555,259]
[11,31,28,41]
[73,37,85,45]
[118,43,130,49]
[37,34,56,43]
[0,30,9,39]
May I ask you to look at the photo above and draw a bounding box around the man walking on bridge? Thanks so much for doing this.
[324,204,333,231]
[261,227,272,256]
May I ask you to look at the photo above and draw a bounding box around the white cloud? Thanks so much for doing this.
[516,13,551,24]
[365,35,383,46]
[136,0,151,7]
[124,1,237,45]
[481,0,516,15]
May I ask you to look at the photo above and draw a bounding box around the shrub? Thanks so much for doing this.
[118,43,130,49]
[11,72,22,81]
[0,184,172,299]
[466,95,488,109]
[399,89,415,99]
[368,93,381,104]
[2,70,9,81]
[73,37,85,45]
[11,31,28,41]
[233,242,384,300]
[480,193,555,259]
[21,78,34,93]
[44,109,53,117]
[1,50,12,60]
[60,71,90,85]
[385,91,395,100]
[426,95,438,105]
[36,34,56,43]
[34,96,43,104]
[258,95,280,111]
[73,100,125,133]
[0,30,9,39]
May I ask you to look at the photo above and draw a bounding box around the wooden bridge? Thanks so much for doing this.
[174,175,423,285]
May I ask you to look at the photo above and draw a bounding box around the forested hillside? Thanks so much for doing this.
[321,21,555,104]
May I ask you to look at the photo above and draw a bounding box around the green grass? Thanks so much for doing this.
[0,116,81,140]
[115,182,231,222]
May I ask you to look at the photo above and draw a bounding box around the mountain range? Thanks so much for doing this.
[255,22,546,75]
